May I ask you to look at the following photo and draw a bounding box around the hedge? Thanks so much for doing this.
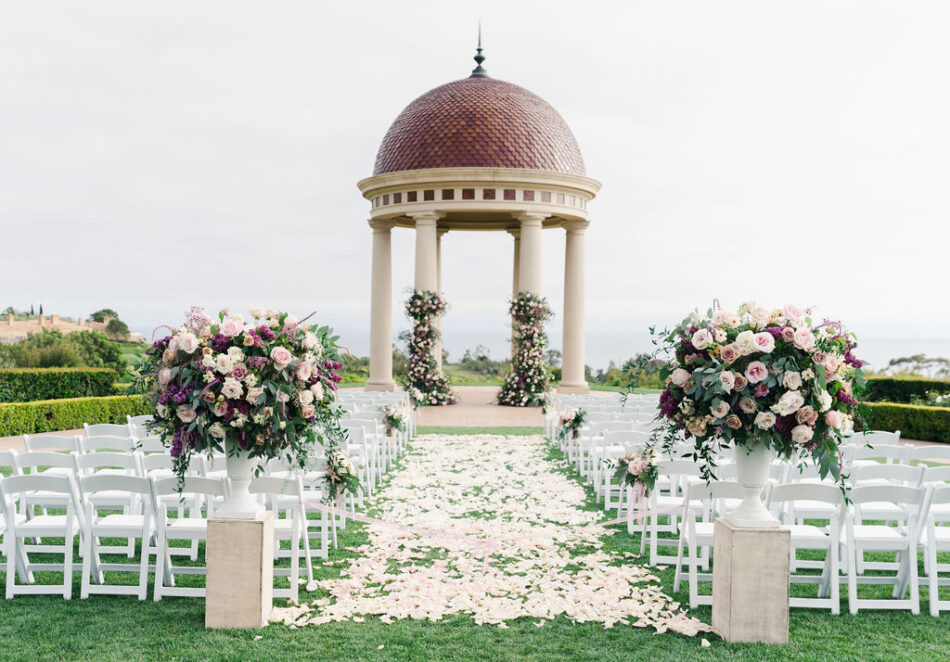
[0,395,149,436]
[0,368,119,403]
[864,376,950,404]
[863,402,950,443]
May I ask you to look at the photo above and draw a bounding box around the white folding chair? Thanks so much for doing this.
[769,482,845,613]
[81,435,134,454]
[23,434,82,454]
[83,423,133,439]
[923,484,950,616]
[153,476,228,600]
[1,474,82,599]
[250,475,313,602]
[846,484,932,615]
[79,474,155,600]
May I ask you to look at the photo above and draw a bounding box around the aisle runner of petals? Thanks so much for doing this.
[271,434,709,635]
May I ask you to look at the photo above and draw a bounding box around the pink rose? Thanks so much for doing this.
[213,402,228,417]
[720,344,740,364]
[744,361,768,384]
[310,383,324,401]
[781,327,796,343]
[783,371,802,390]
[670,368,691,387]
[793,328,816,351]
[691,328,712,350]
[791,424,814,444]
[783,304,805,325]
[825,410,844,429]
[158,368,172,386]
[725,414,742,430]
[796,405,818,427]
[752,332,775,353]
[298,389,314,405]
[177,332,199,354]
[199,324,212,339]
[220,318,242,337]
[231,363,247,381]
[733,374,749,391]
[162,348,177,365]
[739,397,757,414]
[176,406,196,423]
[300,404,316,419]
[270,346,292,368]
[295,361,313,382]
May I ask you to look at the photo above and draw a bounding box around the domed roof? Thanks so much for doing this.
[373,76,586,176]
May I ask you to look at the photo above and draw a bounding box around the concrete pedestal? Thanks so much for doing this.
[205,511,274,629]
[712,518,790,644]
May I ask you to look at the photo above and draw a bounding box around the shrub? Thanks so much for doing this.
[863,402,950,443]
[0,395,149,436]
[864,377,950,403]
[0,368,118,403]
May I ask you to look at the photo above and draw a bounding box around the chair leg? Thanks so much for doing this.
[928,541,939,617]
[909,543,920,615]
[63,524,74,600]
[137,537,150,601]
[848,543,859,615]
[80,529,93,599]
[6,534,17,599]
[153,530,166,602]
[673,527,685,593]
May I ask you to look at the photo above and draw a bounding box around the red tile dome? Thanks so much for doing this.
[373,76,586,176]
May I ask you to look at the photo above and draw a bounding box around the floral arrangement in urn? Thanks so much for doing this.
[326,447,360,500]
[404,290,455,407]
[612,447,659,494]
[498,292,553,407]
[654,302,865,525]
[143,306,353,512]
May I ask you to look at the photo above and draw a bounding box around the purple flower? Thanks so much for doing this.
[211,333,230,352]
[256,325,276,340]
[754,383,769,398]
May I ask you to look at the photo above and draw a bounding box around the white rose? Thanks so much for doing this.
[691,328,712,350]
[710,400,730,419]
[791,425,814,444]
[249,307,265,318]
[722,311,741,327]
[301,332,318,349]
[817,390,833,412]
[208,422,226,439]
[771,390,805,416]
[309,383,324,401]
[177,332,199,354]
[754,411,776,429]
[783,371,802,390]
[215,354,234,375]
[751,306,772,330]
[227,346,245,362]
[298,389,314,405]
[714,329,727,343]
[246,386,265,405]
[719,371,736,393]
[221,377,243,399]
[735,330,756,355]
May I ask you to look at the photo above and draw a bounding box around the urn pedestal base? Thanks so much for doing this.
[712,518,790,644]
[205,512,274,629]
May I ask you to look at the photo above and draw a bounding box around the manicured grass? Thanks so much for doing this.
[0,431,946,661]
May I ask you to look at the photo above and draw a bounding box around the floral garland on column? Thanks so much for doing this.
[498,292,553,407]
[404,290,455,406]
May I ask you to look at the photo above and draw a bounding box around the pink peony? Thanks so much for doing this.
[783,304,805,325]
[270,346,292,368]
[825,410,845,429]
[220,318,242,337]
[670,368,691,387]
[744,361,768,384]
[177,332,199,354]
[752,332,775,353]
[295,361,313,382]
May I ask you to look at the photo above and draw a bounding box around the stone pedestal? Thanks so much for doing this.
[205,511,274,629]
[712,518,790,644]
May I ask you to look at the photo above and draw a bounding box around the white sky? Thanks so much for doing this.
[1,2,948,368]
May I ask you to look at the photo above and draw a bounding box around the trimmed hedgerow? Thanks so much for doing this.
[0,368,118,403]
[864,402,950,443]
[0,395,149,436]
[864,376,950,404]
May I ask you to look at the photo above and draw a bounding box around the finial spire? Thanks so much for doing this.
[470,22,488,78]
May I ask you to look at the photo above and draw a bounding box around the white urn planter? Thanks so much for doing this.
[725,442,781,528]
[215,439,265,519]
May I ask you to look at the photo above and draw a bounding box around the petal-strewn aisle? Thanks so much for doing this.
[272,434,708,635]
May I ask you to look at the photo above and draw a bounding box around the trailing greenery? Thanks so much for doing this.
[864,376,950,403]
[0,367,118,403]
[0,394,148,436]
[864,402,950,443]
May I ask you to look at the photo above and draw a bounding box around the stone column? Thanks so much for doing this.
[558,220,590,393]
[412,212,440,291]
[517,213,545,296]
[434,229,448,371]
[508,229,521,358]
[366,219,396,391]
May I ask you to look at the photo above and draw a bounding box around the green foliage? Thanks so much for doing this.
[881,353,950,379]
[87,308,120,323]
[459,345,507,378]
[105,318,130,341]
[0,367,118,403]
[0,394,148,435]
[864,376,950,403]
[0,328,125,374]
[864,402,950,443]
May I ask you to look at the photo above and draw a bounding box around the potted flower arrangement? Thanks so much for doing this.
[653,302,865,527]
[326,447,360,500]
[143,306,352,517]
[381,405,406,437]
[557,408,587,443]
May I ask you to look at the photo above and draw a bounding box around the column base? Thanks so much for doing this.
[364,379,398,392]
[205,512,274,629]
[557,381,590,394]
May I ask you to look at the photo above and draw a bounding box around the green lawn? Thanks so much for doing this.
[0,430,946,661]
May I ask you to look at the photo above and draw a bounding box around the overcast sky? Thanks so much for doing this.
[1,2,948,369]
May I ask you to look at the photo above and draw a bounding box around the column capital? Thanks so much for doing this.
[562,219,590,233]
[507,227,521,239]
[409,211,444,226]
[368,218,396,231]
[516,212,547,225]
[437,228,449,238]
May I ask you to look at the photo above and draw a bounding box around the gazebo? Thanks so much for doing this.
[358,43,600,395]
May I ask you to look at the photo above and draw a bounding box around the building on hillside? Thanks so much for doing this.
[0,314,116,344]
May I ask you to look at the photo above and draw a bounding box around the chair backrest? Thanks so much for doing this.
[17,450,79,474]
[603,429,649,446]
[845,443,906,464]
[135,437,167,454]
[81,435,134,454]
[769,482,844,506]
[84,423,132,439]
[141,453,175,475]
[930,484,950,508]
[127,415,152,427]
[849,484,927,509]
[685,479,745,503]
[0,449,20,475]
[153,476,228,498]
[852,462,924,487]
[907,445,950,464]
[344,427,365,446]
[81,474,153,500]
[1,473,76,499]
[249,475,304,497]
[857,430,901,446]
[74,451,142,477]
[23,434,82,453]
[922,465,950,485]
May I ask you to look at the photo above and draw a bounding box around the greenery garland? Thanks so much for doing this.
[498,292,553,407]
[404,290,455,406]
